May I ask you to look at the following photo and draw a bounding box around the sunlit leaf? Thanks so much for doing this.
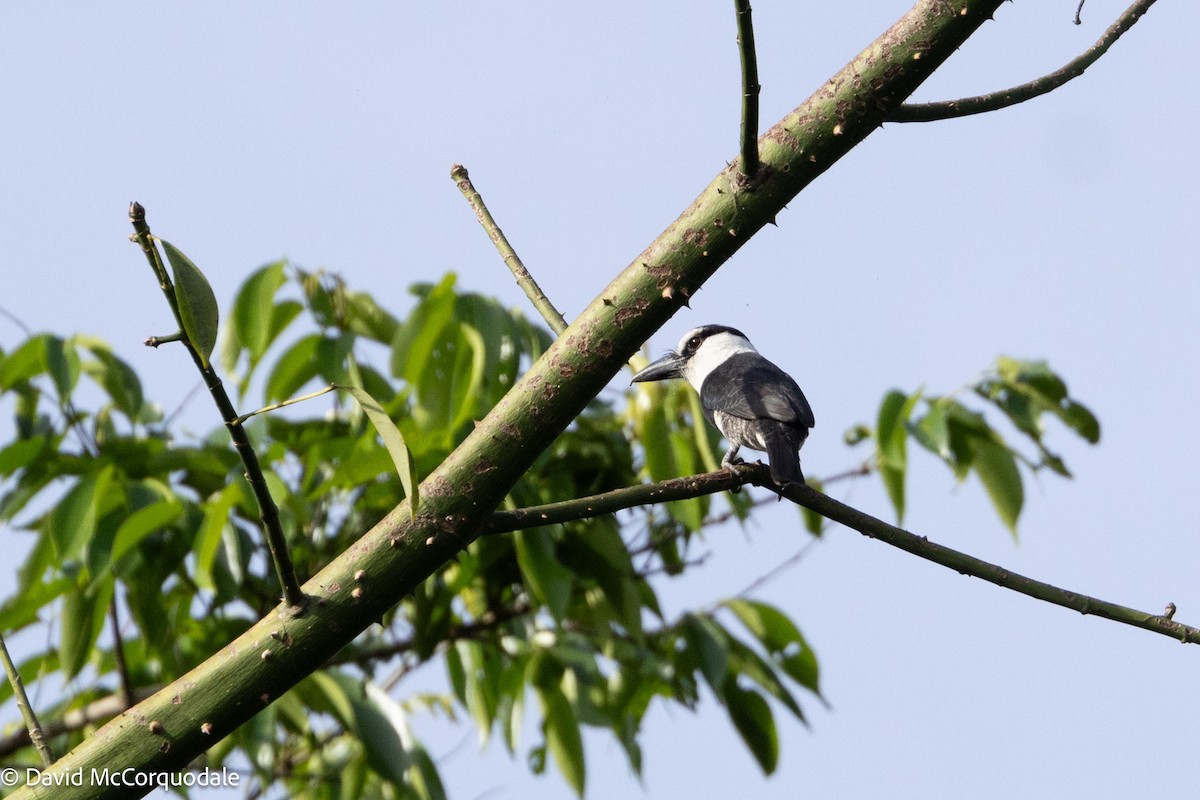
[161,239,220,367]
[340,383,419,521]
[540,686,585,796]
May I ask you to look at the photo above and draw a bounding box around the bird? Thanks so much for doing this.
[630,324,814,488]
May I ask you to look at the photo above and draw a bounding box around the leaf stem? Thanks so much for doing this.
[888,0,1156,122]
[233,384,337,426]
[450,165,569,336]
[128,203,307,611]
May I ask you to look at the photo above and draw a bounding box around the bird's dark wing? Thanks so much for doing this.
[701,353,815,428]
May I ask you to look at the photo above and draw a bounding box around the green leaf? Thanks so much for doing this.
[969,436,1023,535]
[911,401,950,459]
[682,614,730,697]
[339,383,419,521]
[60,577,114,679]
[514,529,572,620]
[1060,399,1100,444]
[724,682,778,775]
[540,686,585,797]
[232,260,289,366]
[876,389,920,523]
[46,465,115,565]
[161,239,220,367]
[0,334,79,397]
[195,483,243,590]
[77,338,144,419]
[725,598,820,695]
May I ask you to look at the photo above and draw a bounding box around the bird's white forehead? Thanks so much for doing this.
[680,329,757,389]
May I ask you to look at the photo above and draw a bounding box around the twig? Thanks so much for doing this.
[0,687,159,759]
[1075,0,1087,25]
[450,165,569,336]
[128,202,307,610]
[0,631,53,765]
[233,384,336,425]
[734,0,762,179]
[734,538,822,599]
[486,464,1200,646]
[328,597,533,667]
[888,0,1156,122]
[108,600,133,709]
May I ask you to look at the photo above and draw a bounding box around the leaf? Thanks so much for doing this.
[724,682,778,775]
[540,686,586,797]
[876,389,920,523]
[360,682,414,788]
[77,338,144,419]
[969,436,1024,535]
[1059,399,1100,444]
[60,577,114,679]
[46,465,115,565]
[161,239,220,367]
[725,598,820,695]
[232,260,289,367]
[195,483,243,590]
[911,401,950,459]
[0,334,79,396]
[514,528,572,620]
[339,383,419,521]
[681,614,730,697]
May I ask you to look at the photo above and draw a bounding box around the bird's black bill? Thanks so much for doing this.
[630,352,686,384]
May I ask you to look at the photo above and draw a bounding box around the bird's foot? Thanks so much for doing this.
[720,457,745,493]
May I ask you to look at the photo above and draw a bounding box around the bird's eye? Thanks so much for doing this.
[688,336,701,350]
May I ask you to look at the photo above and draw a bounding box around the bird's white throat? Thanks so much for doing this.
[682,332,757,390]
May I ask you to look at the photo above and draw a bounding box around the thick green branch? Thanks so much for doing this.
[128,204,306,610]
[492,465,1200,646]
[21,5,1015,797]
[889,0,1156,122]
[451,164,569,336]
[734,0,761,179]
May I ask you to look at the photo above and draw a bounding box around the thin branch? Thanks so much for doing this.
[328,597,533,667]
[888,0,1156,123]
[108,600,133,709]
[734,538,821,599]
[0,631,53,765]
[483,469,747,535]
[487,464,1200,646]
[734,0,761,179]
[0,687,159,759]
[450,165,568,336]
[128,202,307,610]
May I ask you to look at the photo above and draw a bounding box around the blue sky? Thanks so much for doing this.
[2,3,1198,798]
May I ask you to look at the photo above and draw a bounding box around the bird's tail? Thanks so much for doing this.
[764,428,804,488]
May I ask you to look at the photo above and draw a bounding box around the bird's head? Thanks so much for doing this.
[630,324,757,390]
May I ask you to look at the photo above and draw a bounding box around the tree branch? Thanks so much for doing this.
[0,631,53,765]
[128,203,307,611]
[19,6,1029,796]
[888,0,1157,123]
[450,165,569,336]
[734,0,761,179]
[489,463,1200,646]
